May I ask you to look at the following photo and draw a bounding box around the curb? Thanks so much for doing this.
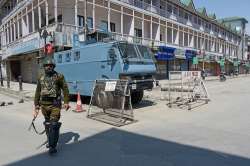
[204,75,250,82]
[0,87,33,101]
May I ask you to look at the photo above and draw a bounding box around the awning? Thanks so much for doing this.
[155,46,176,61]
[175,48,186,59]
[226,58,234,63]
[233,60,240,67]
[185,50,197,60]
[208,54,216,62]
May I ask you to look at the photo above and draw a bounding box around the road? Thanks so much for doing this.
[0,77,250,166]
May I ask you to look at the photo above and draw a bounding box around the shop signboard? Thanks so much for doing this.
[233,60,240,67]
[192,57,198,65]
[219,59,225,67]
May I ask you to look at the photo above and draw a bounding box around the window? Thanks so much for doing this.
[87,17,93,29]
[194,16,198,24]
[184,33,188,46]
[184,12,188,20]
[100,21,108,32]
[65,52,71,62]
[58,15,62,23]
[110,22,116,32]
[167,27,172,43]
[135,28,142,37]
[167,4,172,13]
[77,15,93,29]
[179,31,183,46]
[194,36,197,48]
[57,54,62,63]
[179,9,183,18]
[189,14,192,22]
[74,51,80,61]
[205,22,209,29]
[173,6,178,15]
[198,19,201,25]
[118,43,138,59]
[78,15,84,27]
[137,45,152,59]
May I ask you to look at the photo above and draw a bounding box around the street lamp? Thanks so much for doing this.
[0,56,3,86]
[199,49,205,71]
[39,29,49,57]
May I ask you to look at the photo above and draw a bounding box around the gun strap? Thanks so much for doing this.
[31,121,46,135]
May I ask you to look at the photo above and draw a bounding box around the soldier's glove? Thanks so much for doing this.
[63,104,70,111]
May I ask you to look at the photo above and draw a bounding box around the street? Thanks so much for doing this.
[0,77,250,166]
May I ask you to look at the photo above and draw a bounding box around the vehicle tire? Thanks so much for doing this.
[69,94,77,101]
[131,90,144,105]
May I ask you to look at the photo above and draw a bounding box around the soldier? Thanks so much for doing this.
[33,57,70,155]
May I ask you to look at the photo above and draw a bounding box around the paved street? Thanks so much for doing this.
[0,77,250,166]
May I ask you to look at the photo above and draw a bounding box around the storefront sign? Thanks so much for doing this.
[156,46,176,61]
[182,71,201,81]
[185,50,197,60]
[233,61,240,67]
[192,57,198,65]
[5,36,40,57]
[219,59,225,67]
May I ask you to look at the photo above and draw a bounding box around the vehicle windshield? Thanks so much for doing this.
[118,42,139,59]
[136,45,152,59]
[118,42,153,60]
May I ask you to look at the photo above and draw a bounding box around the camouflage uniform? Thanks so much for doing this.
[34,72,69,121]
[34,57,69,154]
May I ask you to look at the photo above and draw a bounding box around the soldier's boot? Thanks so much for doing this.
[43,121,50,148]
[48,122,61,154]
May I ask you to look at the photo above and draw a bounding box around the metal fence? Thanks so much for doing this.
[160,71,210,110]
[87,79,136,127]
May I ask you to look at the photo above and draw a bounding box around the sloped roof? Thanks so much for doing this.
[197,7,208,17]
[169,0,241,36]
[208,13,216,20]
[180,0,196,11]
[218,17,248,24]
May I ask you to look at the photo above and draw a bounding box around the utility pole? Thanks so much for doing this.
[201,49,205,71]
[0,56,3,86]
[84,0,87,40]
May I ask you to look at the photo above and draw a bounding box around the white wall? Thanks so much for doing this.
[20,53,38,83]
[134,19,142,30]
[1,61,7,79]
[77,2,93,18]
[123,15,132,35]
[152,23,159,40]
[160,25,166,42]
[110,10,121,33]
[144,21,150,39]
[95,6,108,30]
[22,16,28,36]
[58,0,75,25]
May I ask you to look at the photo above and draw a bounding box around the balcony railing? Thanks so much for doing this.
[119,0,150,11]
[117,0,234,37]
[1,0,28,23]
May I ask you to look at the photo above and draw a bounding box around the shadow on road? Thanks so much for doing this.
[6,128,250,166]
[132,99,157,109]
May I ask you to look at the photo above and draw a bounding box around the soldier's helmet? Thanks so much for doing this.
[43,57,56,68]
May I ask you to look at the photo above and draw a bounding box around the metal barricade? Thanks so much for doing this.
[87,79,136,127]
[161,71,210,110]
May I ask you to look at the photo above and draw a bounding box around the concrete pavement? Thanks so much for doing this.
[0,74,249,101]
[0,77,250,165]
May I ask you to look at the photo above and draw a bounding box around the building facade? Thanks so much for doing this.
[247,35,250,60]
[0,0,247,82]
